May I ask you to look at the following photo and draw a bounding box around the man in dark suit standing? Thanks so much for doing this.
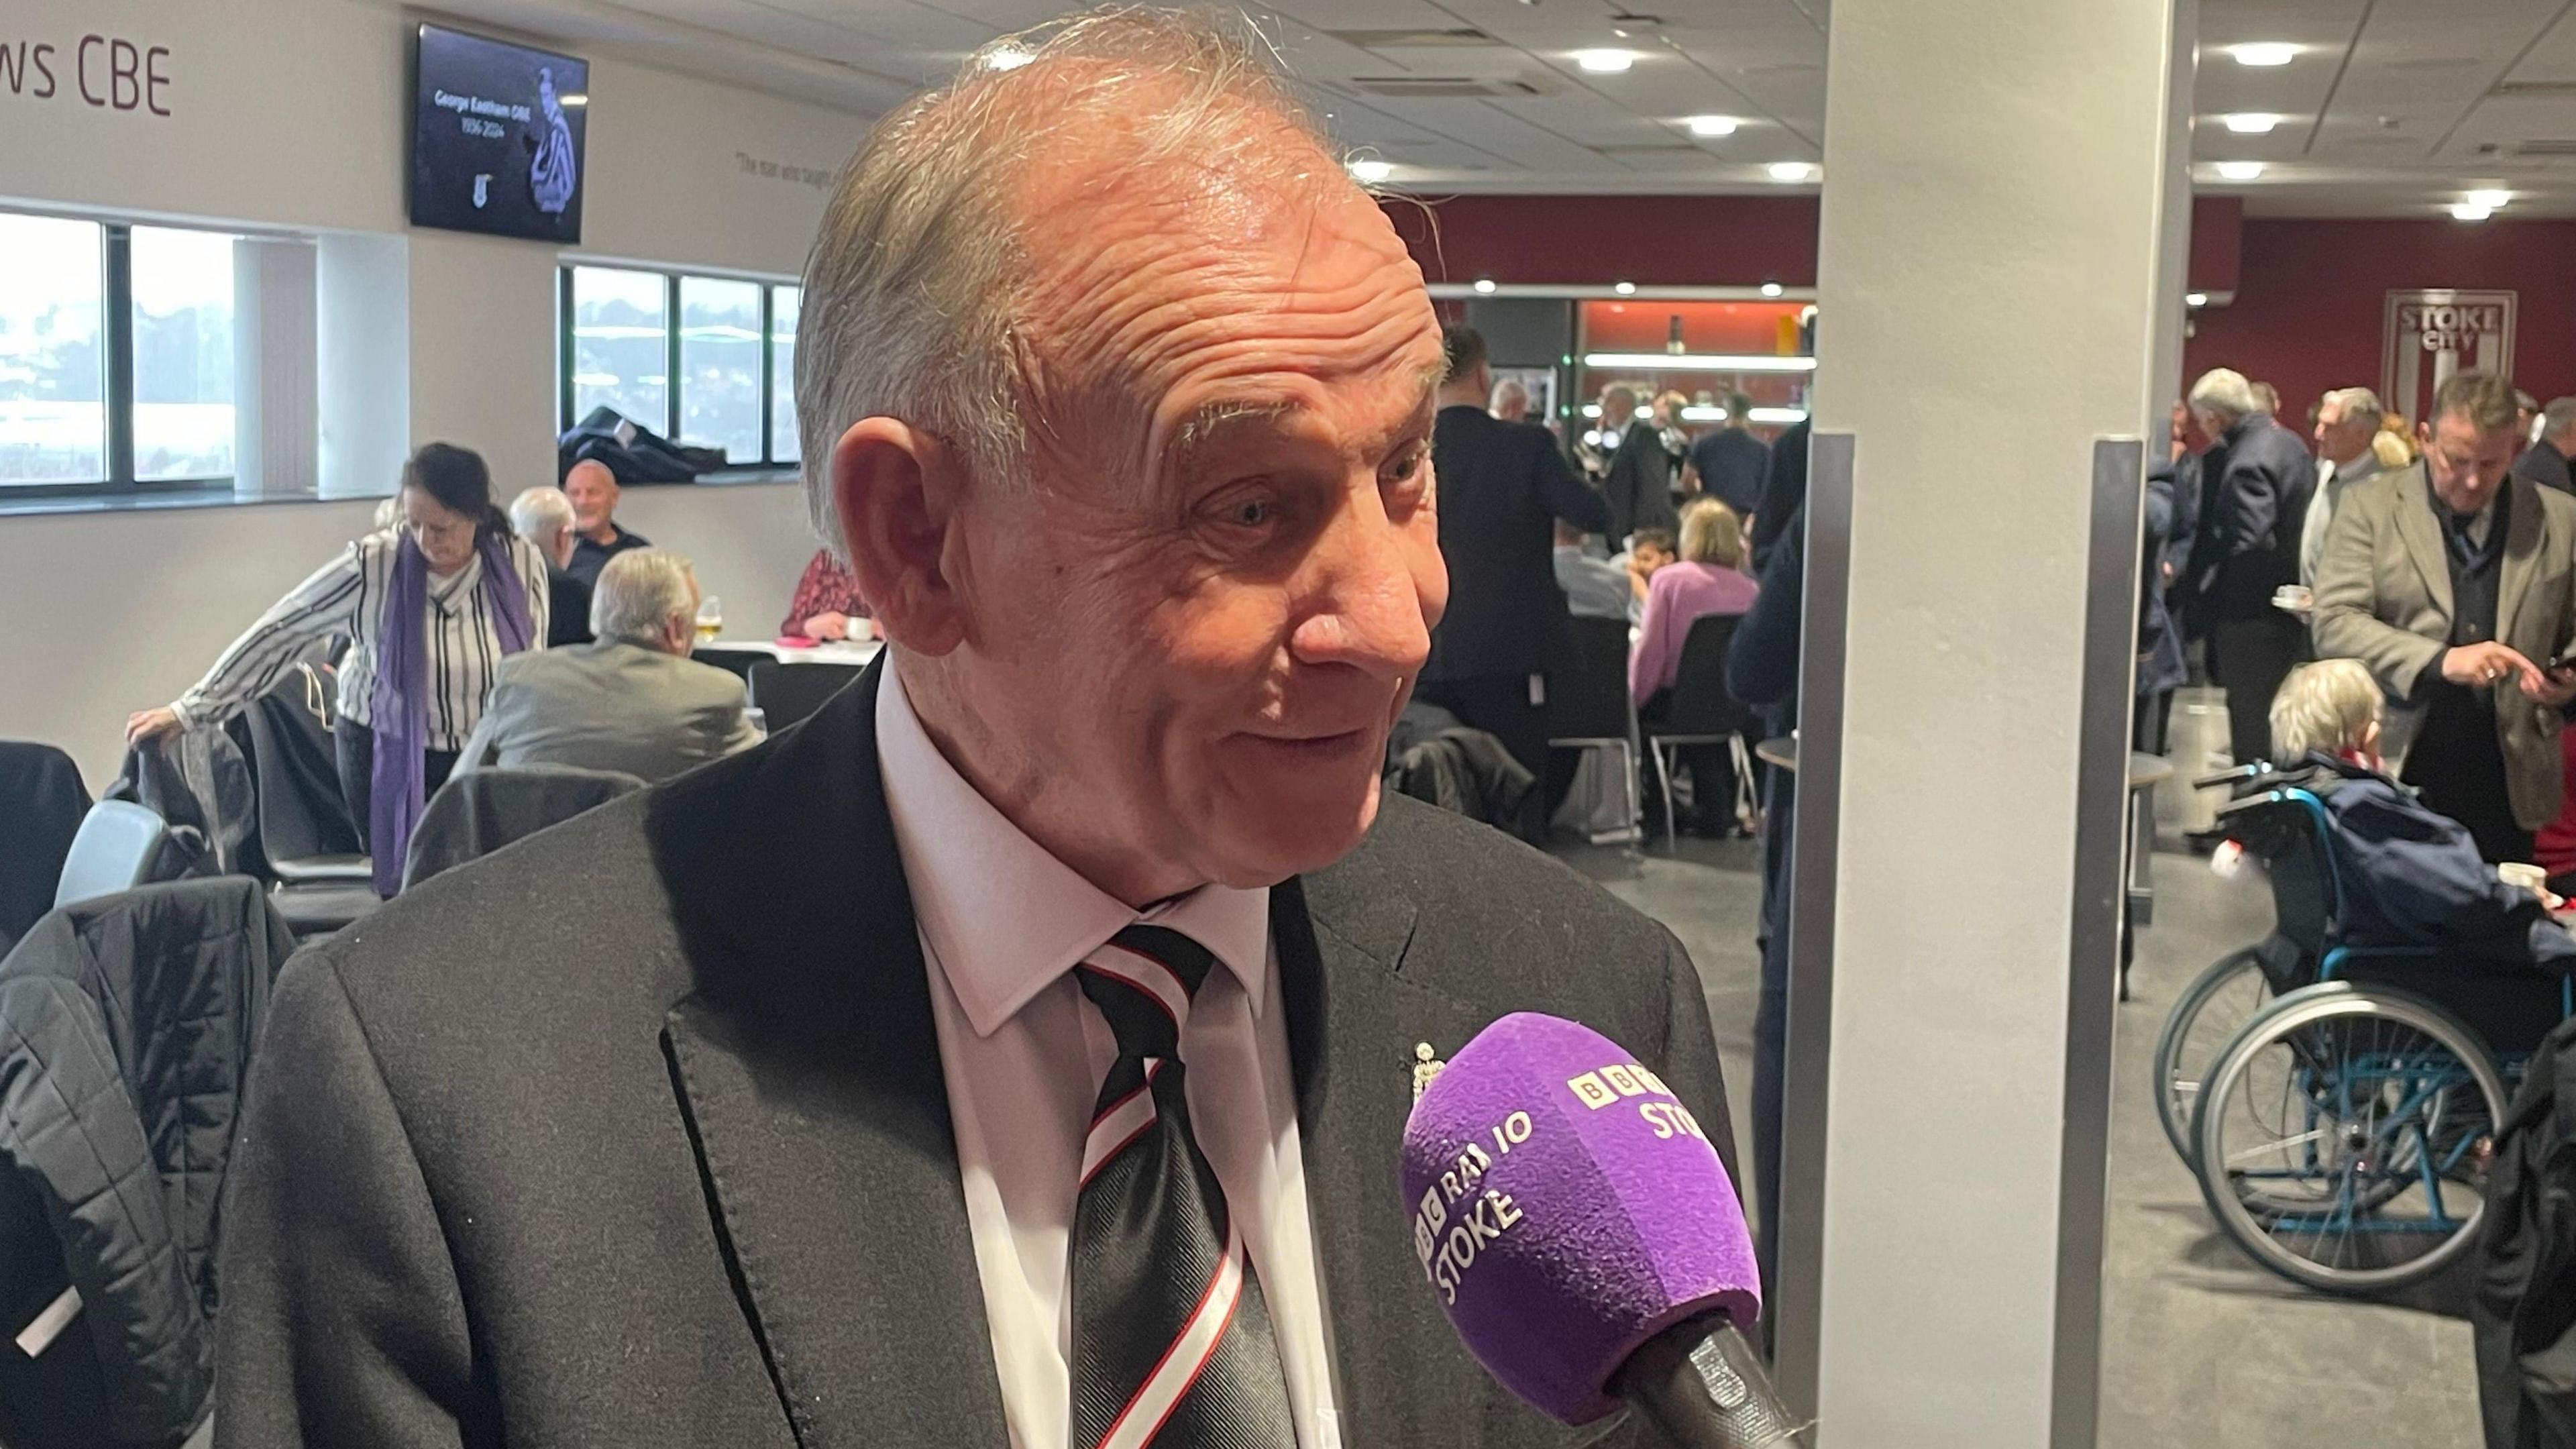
[1597,384,1679,545]
[1682,392,1769,517]
[1417,325,1608,838]
[2180,366,2316,764]
[213,12,1735,1448]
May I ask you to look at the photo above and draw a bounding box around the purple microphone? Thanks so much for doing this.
[1401,1012,1807,1448]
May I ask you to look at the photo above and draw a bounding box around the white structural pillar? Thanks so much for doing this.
[1782,0,2197,1444]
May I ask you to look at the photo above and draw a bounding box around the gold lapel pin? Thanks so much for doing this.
[1411,1042,1447,1101]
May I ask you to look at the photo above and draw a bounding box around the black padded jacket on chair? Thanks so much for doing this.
[0,878,293,1449]
[1,743,90,955]
[2478,1014,2576,1449]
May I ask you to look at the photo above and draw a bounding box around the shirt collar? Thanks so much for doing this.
[874,655,1270,1038]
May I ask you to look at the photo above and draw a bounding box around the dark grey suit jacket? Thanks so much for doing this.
[453,639,757,784]
[215,663,1734,1448]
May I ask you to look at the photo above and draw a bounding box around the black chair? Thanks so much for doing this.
[1546,616,1643,844]
[1643,614,1757,847]
[1,742,89,953]
[237,671,378,937]
[748,661,867,732]
[402,765,647,890]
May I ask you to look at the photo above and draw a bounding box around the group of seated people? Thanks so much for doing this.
[125,443,849,897]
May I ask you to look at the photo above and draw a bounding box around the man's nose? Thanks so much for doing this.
[1289,482,1442,678]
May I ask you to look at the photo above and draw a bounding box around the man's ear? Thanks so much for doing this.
[830,419,969,656]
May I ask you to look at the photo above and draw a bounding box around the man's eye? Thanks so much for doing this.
[1231,498,1275,527]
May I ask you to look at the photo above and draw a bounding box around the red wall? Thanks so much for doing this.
[1384,195,1821,288]
[2182,218,2576,423]
[1387,194,2576,419]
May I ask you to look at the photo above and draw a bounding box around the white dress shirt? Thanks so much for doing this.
[2300,451,2383,588]
[875,659,1341,1449]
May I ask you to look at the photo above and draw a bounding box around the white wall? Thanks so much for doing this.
[0,0,865,786]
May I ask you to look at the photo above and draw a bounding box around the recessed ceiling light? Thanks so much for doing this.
[1574,48,1638,72]
[2229,42,2299,67]
[1760,282,1784,297]
[1685,115,1739,137]
[2186,292,2209,307]
[1614,280,1638,295]
[1766,160,1816,183]
[2452,201,2494,222]
[2215,160,2265,181]
[2222,113,2279,133]
[983,44,1034,70]
[1347,158,1395,182]
[2466,188,2512,209]
[1472,278,1498,294]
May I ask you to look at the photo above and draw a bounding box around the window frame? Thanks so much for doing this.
[558,262,802,474]
[0,210,238,500]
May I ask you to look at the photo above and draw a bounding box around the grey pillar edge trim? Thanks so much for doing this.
[2051,436,2149,1448]
[1770,430,1854,1418]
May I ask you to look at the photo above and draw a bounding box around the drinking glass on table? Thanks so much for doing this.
[696,595,723,642]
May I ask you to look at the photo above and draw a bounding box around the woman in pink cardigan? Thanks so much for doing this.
[1631,498,1761,835]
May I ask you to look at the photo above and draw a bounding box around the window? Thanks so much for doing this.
[679,276,762,464]
[560,264,800,470]
[0,214,107,486]
[769,285,800,465]
[130,226,237,481]
[568,266,668,431]
[0,210,248,496]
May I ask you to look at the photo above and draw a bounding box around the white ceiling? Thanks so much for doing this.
[422,0,2576,217]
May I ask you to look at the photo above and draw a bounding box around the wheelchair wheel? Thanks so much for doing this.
[2192,984,2506,1294]
[2152,951,2271,1165]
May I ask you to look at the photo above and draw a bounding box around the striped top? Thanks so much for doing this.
[174,530,553,753]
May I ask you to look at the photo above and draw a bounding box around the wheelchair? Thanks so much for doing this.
[2149,759,2576,1293]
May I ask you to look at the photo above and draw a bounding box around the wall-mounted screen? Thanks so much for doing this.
[410,24,588,244]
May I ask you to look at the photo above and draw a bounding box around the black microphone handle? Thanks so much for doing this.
[1610,1313,1814,1449]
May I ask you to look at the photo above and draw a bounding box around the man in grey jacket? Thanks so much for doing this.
[454,548,757,783]
[2312,370,2576,862]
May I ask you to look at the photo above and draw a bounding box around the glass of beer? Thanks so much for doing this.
[696,595,722,642]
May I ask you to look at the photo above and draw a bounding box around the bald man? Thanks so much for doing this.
[561,458,652,587]
[214,11,1732,1448]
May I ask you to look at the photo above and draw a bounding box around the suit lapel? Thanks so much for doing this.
[2394,463,2455,623]
[652,663,1009,1449]
[2500,474,2542,645]
[1280,874,1617,1445]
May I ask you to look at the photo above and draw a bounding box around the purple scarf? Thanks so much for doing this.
[370,533,535,894]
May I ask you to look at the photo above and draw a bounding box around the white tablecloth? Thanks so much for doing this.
[696,638,883,667]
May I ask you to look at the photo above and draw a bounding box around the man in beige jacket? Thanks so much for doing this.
[2313,370,2576,861]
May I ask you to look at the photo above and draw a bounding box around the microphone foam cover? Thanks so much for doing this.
[1400,1012,1758,1425]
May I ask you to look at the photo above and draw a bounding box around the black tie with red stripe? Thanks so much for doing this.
[1069,924,1297,1449]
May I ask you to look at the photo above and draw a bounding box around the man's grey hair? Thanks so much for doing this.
[508,485,575,543]
[793,5,1334,545]
[591,549,698,645]
[2543,396,2576,440]
[2188,368,2258,422]
[1601,384,1640,413]
[2319,386,2383,434]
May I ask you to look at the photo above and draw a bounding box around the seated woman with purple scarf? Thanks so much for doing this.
[127,443,551,895]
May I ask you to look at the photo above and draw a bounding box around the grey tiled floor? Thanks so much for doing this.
[1549,832,2482,1447]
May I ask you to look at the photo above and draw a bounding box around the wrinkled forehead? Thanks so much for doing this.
[1006,137,1440,481]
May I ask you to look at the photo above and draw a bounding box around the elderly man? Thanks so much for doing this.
[2180,366,2317,765]
[561,458,652,587]
[1595,383,1678,545]
[213,12,1733,1449]
[2298,386,2391,589]
[509,484,595,647]
[1487,375,1529,423]
[2512,395,2576,494]
[2314,371,2576,863]
[453,549,757,782]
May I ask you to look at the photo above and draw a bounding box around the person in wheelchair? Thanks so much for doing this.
[2271,657,2576,973]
